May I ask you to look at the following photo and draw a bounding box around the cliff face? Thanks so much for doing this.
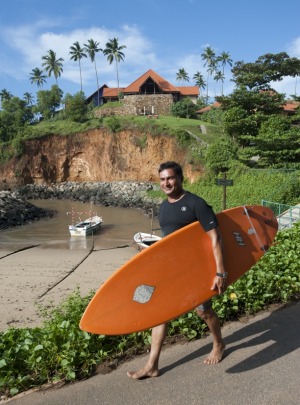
[1,128,202,187]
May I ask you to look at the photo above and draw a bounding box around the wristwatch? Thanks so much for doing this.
[216,272,228,279]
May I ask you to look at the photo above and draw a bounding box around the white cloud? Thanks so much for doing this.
[288,37,300,57]
[1,21,162,90]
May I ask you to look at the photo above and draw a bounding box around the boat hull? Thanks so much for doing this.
[69,216,103,237]
[134,232,161,249]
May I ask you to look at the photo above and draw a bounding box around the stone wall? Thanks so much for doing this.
[123,94,173,116]
[95,94,173,117]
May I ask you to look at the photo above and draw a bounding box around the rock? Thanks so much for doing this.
[0,192,54,230]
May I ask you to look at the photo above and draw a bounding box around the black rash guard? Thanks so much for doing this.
[159,191,218,237]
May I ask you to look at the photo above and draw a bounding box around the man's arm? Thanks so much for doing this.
[206,227,227,294]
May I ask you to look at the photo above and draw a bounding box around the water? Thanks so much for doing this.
[0,200,160,250]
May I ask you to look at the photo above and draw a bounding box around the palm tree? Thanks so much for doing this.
[193,71,206,96]
[217,51,233,74]
[69,41,87,92]
[23,92,34,105]
[201,46,217,102]
[84,39,102,105]
[0,88,12,101]
[0,88,12,109]
[214,71,225,96]
[176,68,190,84]
[217,51,233,95]
[41,49,64,86]
[103,37,126,99]
[29,67,47,88]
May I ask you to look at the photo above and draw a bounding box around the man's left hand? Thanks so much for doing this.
[211,275,227,295]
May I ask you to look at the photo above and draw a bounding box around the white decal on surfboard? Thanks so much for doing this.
[133,285,155,304]
[248,228,256,234]
[233,232,246,246]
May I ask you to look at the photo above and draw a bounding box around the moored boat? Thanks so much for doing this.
[133,232,161,249]
[69,215,103,237]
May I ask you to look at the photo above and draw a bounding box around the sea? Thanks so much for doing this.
[0,199,160,251]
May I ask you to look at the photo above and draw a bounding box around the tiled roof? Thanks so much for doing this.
[99,69,199,98]
[197,102,221,113]
[124,69,180,93]
[282,102,300,112]
[176,86,199,96]
[103,87,125,97]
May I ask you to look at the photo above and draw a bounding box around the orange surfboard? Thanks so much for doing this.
[80,205,278,335]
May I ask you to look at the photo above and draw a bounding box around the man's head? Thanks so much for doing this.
[158,161,184,182]
[158,161,184,200]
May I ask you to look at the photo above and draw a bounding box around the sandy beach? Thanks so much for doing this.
[0,244,137,331]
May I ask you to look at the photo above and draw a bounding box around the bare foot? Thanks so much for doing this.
[204,343,226,365]
[127,367,160,380]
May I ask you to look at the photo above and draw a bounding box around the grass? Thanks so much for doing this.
[25,114,222,144]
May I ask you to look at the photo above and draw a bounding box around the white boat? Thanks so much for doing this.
[69,215,103,237]
[134,232,161,249]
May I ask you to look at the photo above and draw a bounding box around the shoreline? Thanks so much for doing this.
[0,243,137,332]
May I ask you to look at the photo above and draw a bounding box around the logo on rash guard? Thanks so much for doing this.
[181,206,187,212]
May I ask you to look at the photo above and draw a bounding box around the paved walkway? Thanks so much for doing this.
[9,301,300,405]
[277,204,300,230]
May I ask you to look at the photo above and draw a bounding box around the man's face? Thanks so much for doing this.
[159,168,183,198]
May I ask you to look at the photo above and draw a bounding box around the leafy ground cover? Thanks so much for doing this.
[1,222,300,399]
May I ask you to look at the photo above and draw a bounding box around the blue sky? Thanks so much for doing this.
[1,0,300,101]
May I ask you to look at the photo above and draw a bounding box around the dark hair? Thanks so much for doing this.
[158,161,184,181]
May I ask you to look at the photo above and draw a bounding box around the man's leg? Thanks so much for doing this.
[127,323,167,379]
[196,304,225,364]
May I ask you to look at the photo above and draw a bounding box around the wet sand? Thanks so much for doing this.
[0,244,137,331]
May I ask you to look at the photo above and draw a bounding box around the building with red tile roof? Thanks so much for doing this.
[282,101,300,115]
[86,69,199,116]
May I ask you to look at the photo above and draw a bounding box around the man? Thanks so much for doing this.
[127,161,226,379]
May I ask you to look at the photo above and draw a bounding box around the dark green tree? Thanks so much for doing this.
[255,115,300,167]
[217,86,286,145]
[204,136,238,174]
[0,96,33,142]
[171,98,198,118]
[232,52,300,90]
[64,92,88,122]
[34,85,62,120]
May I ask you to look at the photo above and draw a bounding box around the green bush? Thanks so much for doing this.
[104,116,121,133]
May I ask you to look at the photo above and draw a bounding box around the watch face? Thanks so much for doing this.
[217,272,227,278]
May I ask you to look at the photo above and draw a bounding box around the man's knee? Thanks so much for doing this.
[195,299,212,319]
[196,307,214,321]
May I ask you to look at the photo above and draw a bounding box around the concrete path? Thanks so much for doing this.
[277,204,300,230]
[9,301,300,405]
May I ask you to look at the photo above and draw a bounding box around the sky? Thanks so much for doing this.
[1,0,300,102]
